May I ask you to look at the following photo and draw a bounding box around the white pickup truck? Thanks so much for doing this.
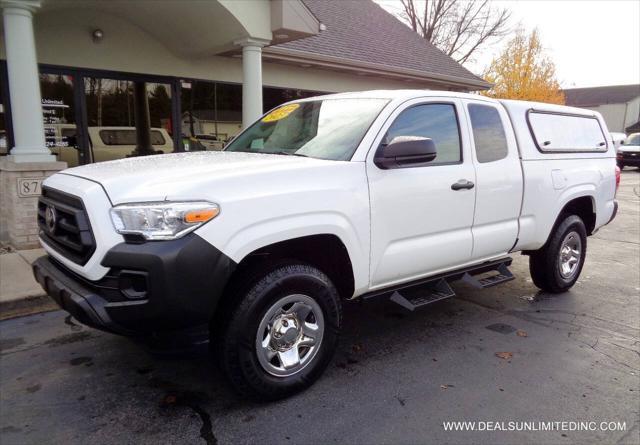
[33,90,619,400]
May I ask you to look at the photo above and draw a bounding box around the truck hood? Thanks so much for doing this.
[59,151,338,203]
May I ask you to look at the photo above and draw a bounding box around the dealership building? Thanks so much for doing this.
[0,0,489,248]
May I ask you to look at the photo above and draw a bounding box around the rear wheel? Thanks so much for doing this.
[215,261,342,401]
[529,214,587,293]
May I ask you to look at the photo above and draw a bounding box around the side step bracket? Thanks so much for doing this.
[389,279,455,311]
[462,262,514,289]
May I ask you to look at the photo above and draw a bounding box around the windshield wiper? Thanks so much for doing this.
[263,150,310,158]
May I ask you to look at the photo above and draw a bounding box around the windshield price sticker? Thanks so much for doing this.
[262,104,300,123]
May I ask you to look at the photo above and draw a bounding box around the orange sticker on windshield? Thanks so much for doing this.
[262,104,300,123]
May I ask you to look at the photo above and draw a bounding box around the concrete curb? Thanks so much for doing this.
[0,294,59,321]
[0,248,55,319]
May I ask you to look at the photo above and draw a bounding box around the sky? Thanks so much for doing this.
[377,0,640,88]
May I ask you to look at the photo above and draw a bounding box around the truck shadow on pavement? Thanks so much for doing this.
[81,281,548,409]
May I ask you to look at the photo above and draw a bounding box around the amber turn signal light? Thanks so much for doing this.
[184,207,220,223]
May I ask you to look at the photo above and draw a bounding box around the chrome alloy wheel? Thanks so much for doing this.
[255,294,325,377]
[558,231,582,279]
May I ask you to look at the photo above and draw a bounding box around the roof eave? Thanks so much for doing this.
[263,47,491,90]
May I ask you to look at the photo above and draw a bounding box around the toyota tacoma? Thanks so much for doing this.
[33,90,619,400]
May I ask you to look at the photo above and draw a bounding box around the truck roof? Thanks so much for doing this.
[308,89,490,101]
[304,90,599,118]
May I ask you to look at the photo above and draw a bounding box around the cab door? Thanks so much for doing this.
[462,99,523,259]
[367,99,476,290]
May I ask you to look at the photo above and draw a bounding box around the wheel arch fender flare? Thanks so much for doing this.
[530,191,596,252]
[215,212,369,295]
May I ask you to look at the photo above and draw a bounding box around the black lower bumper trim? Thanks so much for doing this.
[33,233,236,336]
[619,153,640,167]
[33,256,132,335]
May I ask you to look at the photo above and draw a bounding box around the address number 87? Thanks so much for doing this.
[17,178,43,197]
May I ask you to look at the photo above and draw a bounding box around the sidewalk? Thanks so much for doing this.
[0,248,56,319]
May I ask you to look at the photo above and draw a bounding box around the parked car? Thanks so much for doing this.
[33,91,618,400]
[47,125,174,166]
[617,132,640,169]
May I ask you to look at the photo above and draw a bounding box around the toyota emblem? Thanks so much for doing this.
[44,205,57,233]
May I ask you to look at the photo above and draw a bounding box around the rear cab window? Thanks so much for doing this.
[467,104,509,163]
[527,112,608,152]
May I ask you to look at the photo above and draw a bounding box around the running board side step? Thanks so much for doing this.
[461,263,514,289]
[389,279,455,311]
[362,257,514,311]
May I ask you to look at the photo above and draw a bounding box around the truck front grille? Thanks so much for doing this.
[38,187,96,265]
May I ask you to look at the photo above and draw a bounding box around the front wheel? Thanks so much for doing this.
[529,214,587,293]
[215,262,342,401]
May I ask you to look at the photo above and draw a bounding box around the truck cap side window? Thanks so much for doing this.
[468,104,509,163]
[527,111,607,152]
[382,103,461,165]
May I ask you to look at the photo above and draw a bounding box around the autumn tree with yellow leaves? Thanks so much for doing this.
[482,29,565,104]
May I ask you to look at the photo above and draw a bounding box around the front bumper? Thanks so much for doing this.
[33,233,236,336]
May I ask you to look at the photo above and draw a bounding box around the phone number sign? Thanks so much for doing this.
[17,178,43,197]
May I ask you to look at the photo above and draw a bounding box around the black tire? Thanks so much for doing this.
[215,261,342,401]
[529,214,587,293]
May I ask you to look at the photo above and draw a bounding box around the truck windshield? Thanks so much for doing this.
[625,134,640,146]
[225,98,389,161]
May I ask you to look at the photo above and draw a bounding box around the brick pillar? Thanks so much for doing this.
[0,158,66,249]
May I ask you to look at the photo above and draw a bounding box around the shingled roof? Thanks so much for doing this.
[267,0,489,90]
[564,84,640,107]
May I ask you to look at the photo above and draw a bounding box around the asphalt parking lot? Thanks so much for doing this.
[1,170,638,445]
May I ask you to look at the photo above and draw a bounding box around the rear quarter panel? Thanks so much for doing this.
[500,100,617,251]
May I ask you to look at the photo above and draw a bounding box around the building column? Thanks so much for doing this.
[235,38,270,128]
[1,0,65,249]
[1,0,54,162]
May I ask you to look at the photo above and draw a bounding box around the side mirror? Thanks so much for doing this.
[374,136,437,169]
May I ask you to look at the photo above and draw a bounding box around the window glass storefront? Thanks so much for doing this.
[180,82,325,152]
[84,77,175,164]
[0,62,327,164]
[263,87,326,113]
[180,80,242,151]
[40,73,80,165]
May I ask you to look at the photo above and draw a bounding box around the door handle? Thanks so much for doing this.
[451,179,475,190]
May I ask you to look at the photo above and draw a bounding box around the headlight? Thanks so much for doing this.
[110,201,220,240]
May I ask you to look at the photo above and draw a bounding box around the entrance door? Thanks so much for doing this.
[367,99,477,289]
